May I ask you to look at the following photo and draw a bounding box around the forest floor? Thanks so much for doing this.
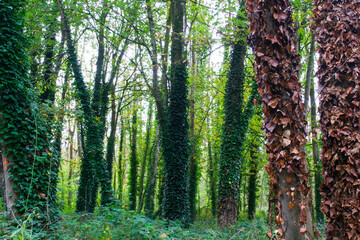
[1,205,326,240]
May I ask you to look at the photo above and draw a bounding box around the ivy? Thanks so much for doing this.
[0,0,59,228]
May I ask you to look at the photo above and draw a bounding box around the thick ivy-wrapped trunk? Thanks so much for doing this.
[217,7,257,227]
[162,0,190,223]
[0,0,58,223]
[247,0,314,239]
[217,39,247,228]
[314,1,360,238]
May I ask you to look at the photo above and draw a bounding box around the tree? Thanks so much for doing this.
[247,0,314,238]
[162,0,190,223]
[217,6,257,228]
[129,108,138,211]
[57,0,113,212]
[0,0,58,224]
[314,1,360,238]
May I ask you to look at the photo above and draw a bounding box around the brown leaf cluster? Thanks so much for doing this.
[313,1,360,239]
[246,0,314,239]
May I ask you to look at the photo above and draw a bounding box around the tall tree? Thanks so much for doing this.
[0,0,58,223]
[314,1,360,238]
[57,0,113,212]
[217,6,257,228]
[137,101,153,213]
[162,0,190,223]
[247,0,314,238]
[129,108,138,211]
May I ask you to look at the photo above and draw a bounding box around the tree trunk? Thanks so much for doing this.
[188,47,197,223]
[314,1,360,238]
[303,33,315,113]
[306,33,323,223]
[248,144,258,220]
[207,141,217,217]
[247,0,314,239]
[144,124,160,218]
[0,1,57,223]
[129,109,138,211]
[57,0,113,212]
[118,120,124,201]
[137,102,153,213]
[162,0,190,224]
[67,124,75,208]
[217,6,257,228]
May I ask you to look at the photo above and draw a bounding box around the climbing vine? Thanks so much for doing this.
[0,0,58,227]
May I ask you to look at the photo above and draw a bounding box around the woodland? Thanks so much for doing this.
[0,0,359,239]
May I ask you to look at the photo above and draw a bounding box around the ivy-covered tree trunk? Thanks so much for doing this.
[162,0,190,224]
[217,7,256,228]
[118,120,124,200]
[57,0,113,212]
[129,110,138,211]
[247,0,314,238]
[314,1,360,238]
[207,141,217,217]
[0,0,58,223]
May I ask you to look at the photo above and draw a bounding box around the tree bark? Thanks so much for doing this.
[247,0,314,239]
[314,1,360,238]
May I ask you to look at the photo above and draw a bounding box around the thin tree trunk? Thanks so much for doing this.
[248,144,258,220]
[129,109,138,211]
[137,102,153,213]
[310,64,323,224]
[247,0,314,238]
[207,141,217,217]
[67,124,75,208]
[188,45,197,223]
[304,33,315,112]
[144,124,160,218]
[160,1,173,103]
[57,0,113,212]
[118,120,124,201]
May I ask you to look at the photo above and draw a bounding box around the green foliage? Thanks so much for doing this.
[0,0,58,226]
[7,206,270,240]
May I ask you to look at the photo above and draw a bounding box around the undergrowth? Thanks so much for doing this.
[0,204,326,240]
